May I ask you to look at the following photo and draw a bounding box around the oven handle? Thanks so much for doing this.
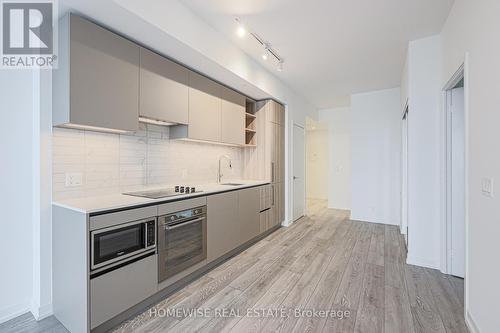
[164,217,205,230]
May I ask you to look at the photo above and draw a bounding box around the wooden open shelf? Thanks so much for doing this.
[244,99,257,147]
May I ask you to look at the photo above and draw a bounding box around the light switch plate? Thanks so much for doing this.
[481,178,493,197]
[65,173,83,187]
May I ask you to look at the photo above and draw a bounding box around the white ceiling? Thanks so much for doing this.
[180,0,454,109]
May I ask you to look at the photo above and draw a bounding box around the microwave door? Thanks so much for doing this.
[91,220,148,270]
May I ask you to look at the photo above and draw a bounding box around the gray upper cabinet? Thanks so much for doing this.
[187,72,222,142]
[170,72,247,146]
[171,72,223,142]
[53,14,139,132]
[221,86,245,145]
[139,48,189,125]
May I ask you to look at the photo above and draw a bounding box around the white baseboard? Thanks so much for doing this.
[282,218,295,227]
[0,302,31,324]
[349,214,399,226]
[30,301,53,321]
[465,311,480,333]
[406,255,440,270]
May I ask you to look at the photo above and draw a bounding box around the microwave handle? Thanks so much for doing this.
[165,217,205,230]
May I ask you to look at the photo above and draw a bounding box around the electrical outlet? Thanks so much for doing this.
[481,178,494,197]
[65,173,83,187]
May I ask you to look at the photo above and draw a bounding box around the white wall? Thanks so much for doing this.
[305,128,328,200]
[441,1,500,331]
[0,71,35,322]
[318,108,351,210]
[350,88,401,225]
[403,36,443,270]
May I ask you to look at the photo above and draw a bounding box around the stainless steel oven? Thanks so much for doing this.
[158,206,207,282]
[90,218,156,272]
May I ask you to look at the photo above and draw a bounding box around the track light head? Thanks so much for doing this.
[262,44,270,61]
[236,24,246,38]
[277,60,284,71]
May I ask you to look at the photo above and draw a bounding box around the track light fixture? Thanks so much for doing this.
[234,17,285,71]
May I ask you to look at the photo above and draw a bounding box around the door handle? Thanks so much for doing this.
[293,176,298,180]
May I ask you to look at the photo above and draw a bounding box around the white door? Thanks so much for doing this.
[451,87,465,278]
[293,124,305,221]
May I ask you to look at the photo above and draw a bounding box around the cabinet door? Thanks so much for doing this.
[69,15,139,131]
[273,183,280,227]
[267,198,276,230]
[221,86,245,145]
[259,211,268,233]
[207,191,239,262]
[188,72,221,142]
[266,100,278,124]
[238,187,260,244]
[139,48,189,124]
[279,123,285,182]
[278,181,285,224]
[90,255,156,328]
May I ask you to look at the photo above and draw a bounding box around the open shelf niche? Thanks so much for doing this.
[245,98,257,147]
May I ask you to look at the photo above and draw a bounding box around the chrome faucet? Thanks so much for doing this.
[218,155,232,184]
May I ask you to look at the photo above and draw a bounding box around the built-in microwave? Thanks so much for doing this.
[90,218,156,273]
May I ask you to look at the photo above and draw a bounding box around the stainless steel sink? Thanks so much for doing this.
[220,183,245,186]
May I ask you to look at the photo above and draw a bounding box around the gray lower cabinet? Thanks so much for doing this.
[207,186,263,262]
[90,255,156,329]
[207,191,239,262]
[238,187,260,244]
[139,47,189,125]
[53,14,139,132]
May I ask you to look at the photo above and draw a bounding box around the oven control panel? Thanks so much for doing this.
[146,221,156,247]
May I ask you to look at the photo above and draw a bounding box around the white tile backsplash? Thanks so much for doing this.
[52,124,243,200]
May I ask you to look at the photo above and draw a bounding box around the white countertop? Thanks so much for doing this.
[53,180,269,214]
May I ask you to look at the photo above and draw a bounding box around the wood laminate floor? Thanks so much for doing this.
[0,201,468,333]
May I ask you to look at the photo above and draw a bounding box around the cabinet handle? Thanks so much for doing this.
[272,185,275,206]
[271,162,275,182]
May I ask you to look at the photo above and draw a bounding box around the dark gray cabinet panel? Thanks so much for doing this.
[140,48,189,124]
[54,14,139,132]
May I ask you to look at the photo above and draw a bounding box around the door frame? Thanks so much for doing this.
[291,122,306,222]
[401,100,409,246]
[442,62,466,275]
[441,55,469,320]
